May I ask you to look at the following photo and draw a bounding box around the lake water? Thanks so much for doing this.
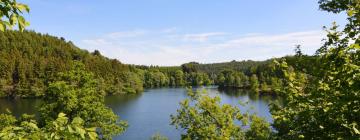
[0,86,278,140]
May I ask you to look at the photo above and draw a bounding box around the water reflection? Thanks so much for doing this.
[0,98,42,117]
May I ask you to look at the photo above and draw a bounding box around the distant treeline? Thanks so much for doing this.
[0,30,317,98]
[138,50,318,94]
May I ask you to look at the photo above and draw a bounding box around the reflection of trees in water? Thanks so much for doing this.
[105,94,142,108]
[0,99,42,117]
[217,88,280,103]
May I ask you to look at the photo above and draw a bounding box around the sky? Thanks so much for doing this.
[20,0,347,66]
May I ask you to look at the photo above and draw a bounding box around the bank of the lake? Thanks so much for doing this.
[0,86,280,140]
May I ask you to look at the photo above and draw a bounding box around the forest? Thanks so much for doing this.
[0,0,359,139]
[0,30,315,98]
[0,30,305,98]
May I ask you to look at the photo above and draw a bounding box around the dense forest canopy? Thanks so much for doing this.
[0,30,144,98]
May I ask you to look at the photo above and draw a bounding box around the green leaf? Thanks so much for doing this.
[350,44,360,50]
[28,122,39,129]
[347,10,354,16]
[88,132,97,140]
[16,4,30,12]
[58,113,66,118]
[10,14,17,25]
[71,117,84,125]
[353,125,360,135]
[0,23,5,31]
[85,127,97,132]
[67,126,75,133]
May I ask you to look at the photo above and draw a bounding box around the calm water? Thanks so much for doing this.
[0,86,278,140]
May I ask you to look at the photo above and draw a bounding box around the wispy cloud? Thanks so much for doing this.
[78,29,326,66]
[107,30,147,39]
[161,27,178,33]
[225,30,322,47]
[183,32,227,42]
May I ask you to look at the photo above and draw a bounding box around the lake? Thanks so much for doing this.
[0,86,278,140]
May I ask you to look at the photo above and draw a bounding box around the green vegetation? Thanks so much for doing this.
[0,0,29,31]
[172,0,360,139]
[0,112,98,139]
[270,0,360,139]
[0,63,126,139]
[139,65,212,87]
[0,31,143,98]
[39,62,127,139]
[0,30,305,98]
[249,74,260,93]
[150,133,169,140]
[171,89,271,140]
[0,0,359,139]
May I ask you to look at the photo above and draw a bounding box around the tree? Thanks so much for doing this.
[39,62,128,139]
[294,45,303,57]
[171,88,271,140]
[270,0,360,137]
[245,115,271,140]
[250,74,259,93]
[0,0,29,31]
[216,73,225,87]
[270,77,282,93]
[150,133,169,140]
[174,70,185,86]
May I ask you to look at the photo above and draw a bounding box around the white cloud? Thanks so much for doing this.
[82,39,111,46]
[161,27,178,33]
[226,30,323,47]
[107,30,147,39]
[78,29,326,66]
[183,32,227,42]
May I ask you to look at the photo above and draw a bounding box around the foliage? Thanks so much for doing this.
[270,1,360,138]
[150,132,169,140]
[140,66,212,87]
[0,0,29,31]
[171,88,271,140]
[0,30,306,98]
[216,69,249,88]
[39,62,128,139]
[245,115,272,140]
[250,75,260,93]
[0,30,143,98]
[144,70,169,88]
[0,112,98,140]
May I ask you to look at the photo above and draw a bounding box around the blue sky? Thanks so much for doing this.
[20,0,346,66]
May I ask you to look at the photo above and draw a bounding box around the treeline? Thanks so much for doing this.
[139,67,211,88]
[195,49,317,94]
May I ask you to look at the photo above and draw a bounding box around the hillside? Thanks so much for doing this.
[0,30,143,98]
